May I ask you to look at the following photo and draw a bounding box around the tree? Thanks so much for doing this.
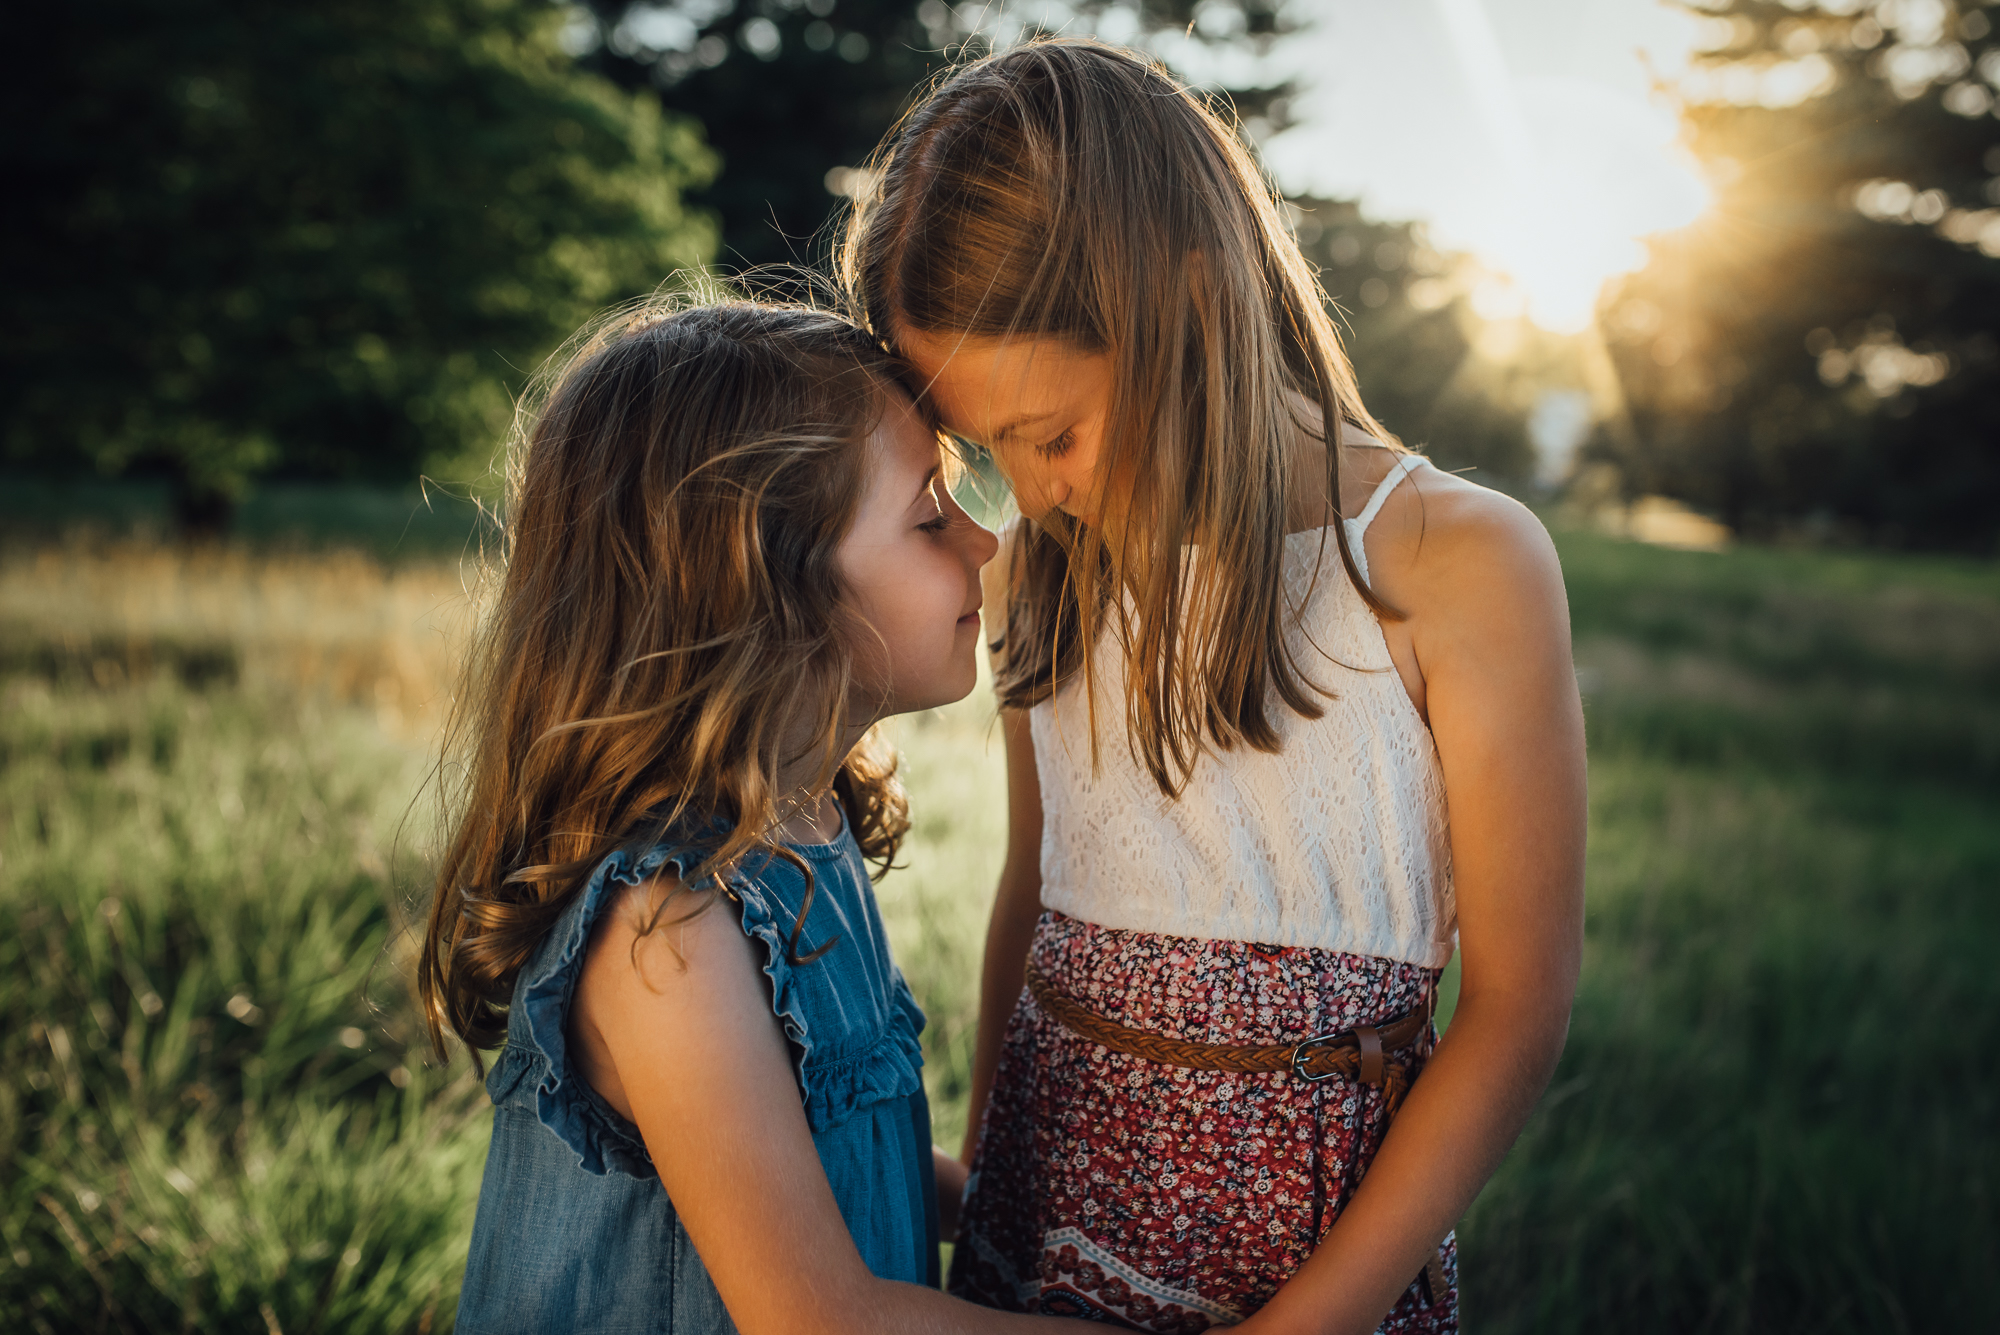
[2,0,716,529]
[572,0,1296,270]
[573,2,1540,479]
[1290,198,1538,484]
[567,1,1545,482]
[1592,0,2000,551]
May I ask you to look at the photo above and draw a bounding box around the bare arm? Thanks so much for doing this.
[960,706,1046,1163]
[573,879,1075,1335]
[1240,483,1587,1334]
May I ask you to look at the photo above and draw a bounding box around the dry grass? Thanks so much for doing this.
[0,541,484,741]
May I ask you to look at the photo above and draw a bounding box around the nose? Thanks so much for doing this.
[968,517,1000,568]
[995,457,1070,522]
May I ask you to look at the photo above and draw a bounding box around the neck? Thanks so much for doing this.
[773,788,841,844]
[770,713,873,844]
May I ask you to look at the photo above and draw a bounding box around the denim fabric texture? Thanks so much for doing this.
[455,815,939,1334]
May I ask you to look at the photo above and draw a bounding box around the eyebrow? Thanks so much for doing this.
[991,410,1059,444]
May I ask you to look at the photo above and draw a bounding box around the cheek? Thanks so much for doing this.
[846,545,963,664]
[996,449,1090,503]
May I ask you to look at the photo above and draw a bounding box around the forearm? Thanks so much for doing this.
[1239,987,1572,1335]
[834,1278,1079,1335]
[959,873,1042,1161]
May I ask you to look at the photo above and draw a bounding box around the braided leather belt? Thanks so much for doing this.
[1021,957,1450,1302]
[1023,958,1428,1112]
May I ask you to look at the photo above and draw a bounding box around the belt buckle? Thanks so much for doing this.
[1290,1031,1346,1082]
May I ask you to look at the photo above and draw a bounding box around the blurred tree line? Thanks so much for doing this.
[10,0,1996,548]
[4,0,716,529]
[1595,0,2000,552]
[1289,199,1540,482]
[5,0,1333,530]
[571,0,1536,476]
[567,0,1295,269]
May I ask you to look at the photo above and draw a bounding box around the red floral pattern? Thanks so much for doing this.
[949,912,1458,1332]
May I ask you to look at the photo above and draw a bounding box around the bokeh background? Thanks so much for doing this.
[3,1,1995,1331]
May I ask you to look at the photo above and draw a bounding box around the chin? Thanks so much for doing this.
[926,665,980,713]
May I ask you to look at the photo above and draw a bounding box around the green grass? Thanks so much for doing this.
[2,517,1994,1331]
[1465,758,1997,1331]
[0,477,492,565]
[1457,532,2000,1332]
[0,675,488,1333]
[888,529,2000,1332]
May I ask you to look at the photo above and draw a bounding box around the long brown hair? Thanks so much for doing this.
[420,298,912,1059]
[840,38,1403,797]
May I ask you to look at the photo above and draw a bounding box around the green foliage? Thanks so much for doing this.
[577,0,957,270]
[575,0,1296,269]
[0,676,487,1333]
[3,0,716,519]
[0,478,493,566]
[1594,0,2000,550]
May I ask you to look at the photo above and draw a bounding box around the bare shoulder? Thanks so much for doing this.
[1360,458,1565,617]
[577,874,746,1014]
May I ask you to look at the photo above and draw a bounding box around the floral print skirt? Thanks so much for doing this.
[948,912,1458,1333]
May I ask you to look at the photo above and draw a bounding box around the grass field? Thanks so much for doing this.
[2,502,1994,1332]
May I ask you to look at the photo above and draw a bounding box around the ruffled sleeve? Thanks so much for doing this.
[489,840,699,1179]
[490,832,929,1176]
[729,879,926,1133]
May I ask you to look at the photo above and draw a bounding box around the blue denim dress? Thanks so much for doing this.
[456,818,939,1334]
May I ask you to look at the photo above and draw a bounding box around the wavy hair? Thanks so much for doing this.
[840,38,1404,798]
[420,299,913,1060]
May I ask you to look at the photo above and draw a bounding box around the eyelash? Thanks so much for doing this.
[1035,429,1076,461]
[918,512,952,535]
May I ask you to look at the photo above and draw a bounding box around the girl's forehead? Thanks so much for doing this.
[869,382,943,469]
[900,327,1084,376]
[875,368,943,435]
[897,329,1107,430]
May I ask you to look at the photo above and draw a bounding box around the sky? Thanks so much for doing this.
[1256,0,1716,332]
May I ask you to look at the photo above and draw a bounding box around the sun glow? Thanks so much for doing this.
[1265,0,1715,336]
[1439,95,1712,335]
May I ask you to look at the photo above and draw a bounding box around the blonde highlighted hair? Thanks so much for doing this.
[421,298,913,1059]
[841,38,1403,798]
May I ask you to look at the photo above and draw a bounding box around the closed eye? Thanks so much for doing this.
[918,480,952,534]
[1035,428,1076,461]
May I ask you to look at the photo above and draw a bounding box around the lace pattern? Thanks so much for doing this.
[1029,458,1456,967]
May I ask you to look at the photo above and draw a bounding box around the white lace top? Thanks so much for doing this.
[1022,454,1456,969]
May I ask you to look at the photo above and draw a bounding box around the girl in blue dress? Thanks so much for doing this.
[419,300,1080,1334]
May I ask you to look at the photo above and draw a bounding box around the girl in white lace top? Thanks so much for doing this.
[845,39,1586,1335]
